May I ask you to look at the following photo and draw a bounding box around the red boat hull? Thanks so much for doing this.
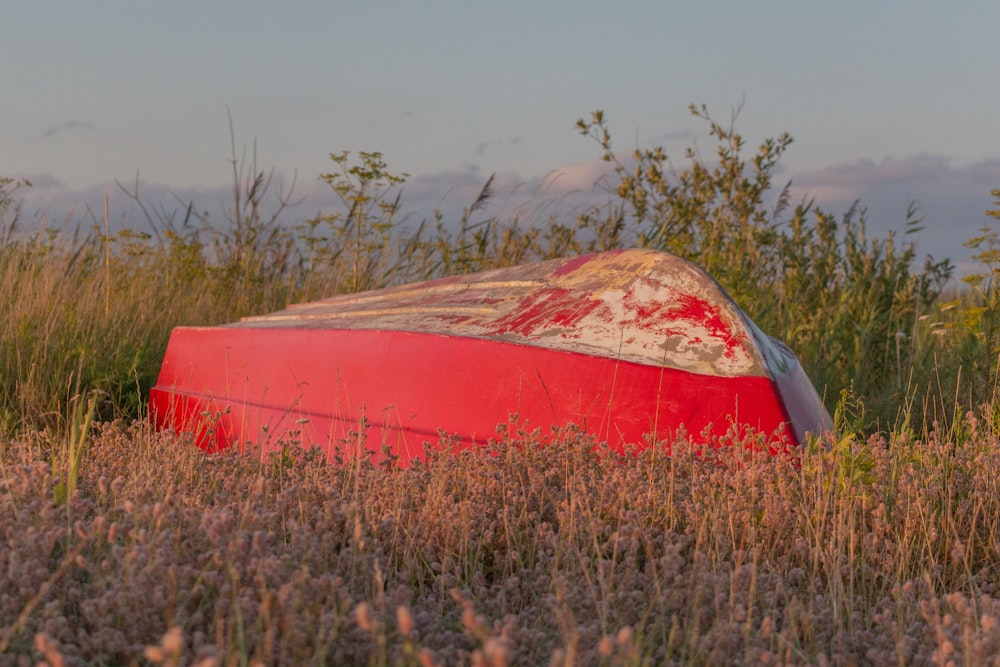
[150,250,831,460]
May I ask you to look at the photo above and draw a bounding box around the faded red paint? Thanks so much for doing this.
[622,287,747,360]
[493,288,605,336]
[670,294,747,359]
[551,251,619,277]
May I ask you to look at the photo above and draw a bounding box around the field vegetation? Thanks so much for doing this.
[2,105,1000,664]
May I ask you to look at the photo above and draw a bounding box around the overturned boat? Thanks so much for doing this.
[150,249,831,462]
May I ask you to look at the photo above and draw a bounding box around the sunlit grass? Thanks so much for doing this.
[4,416,1000,664]
[2,117,999,663]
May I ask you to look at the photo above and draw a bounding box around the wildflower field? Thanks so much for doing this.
[3,106,1000,664]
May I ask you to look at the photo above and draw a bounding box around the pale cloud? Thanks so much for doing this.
[795,155,1000,199]
[16,173,64,189]
[538,156,620,194]
[35,120,95,141]
[790,155,1000,265]
[646,128,699,147]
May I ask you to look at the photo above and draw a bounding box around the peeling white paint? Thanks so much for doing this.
[238,249,778,378]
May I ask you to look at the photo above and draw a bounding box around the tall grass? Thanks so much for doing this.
[2,108,1000,662]
[2,108,991,434]
[4,418,1000,664]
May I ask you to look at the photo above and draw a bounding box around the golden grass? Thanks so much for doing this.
[1,130,997,664]
[3,416,1000,665]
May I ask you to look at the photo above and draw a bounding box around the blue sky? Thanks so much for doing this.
[4,1,999,265]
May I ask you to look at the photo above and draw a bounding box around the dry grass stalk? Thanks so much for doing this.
[2,415,1000,664]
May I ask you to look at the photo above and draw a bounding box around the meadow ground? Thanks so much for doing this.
[4,416,1000,666]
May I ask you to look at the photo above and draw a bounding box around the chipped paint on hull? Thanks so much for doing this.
[238,249,768,378]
